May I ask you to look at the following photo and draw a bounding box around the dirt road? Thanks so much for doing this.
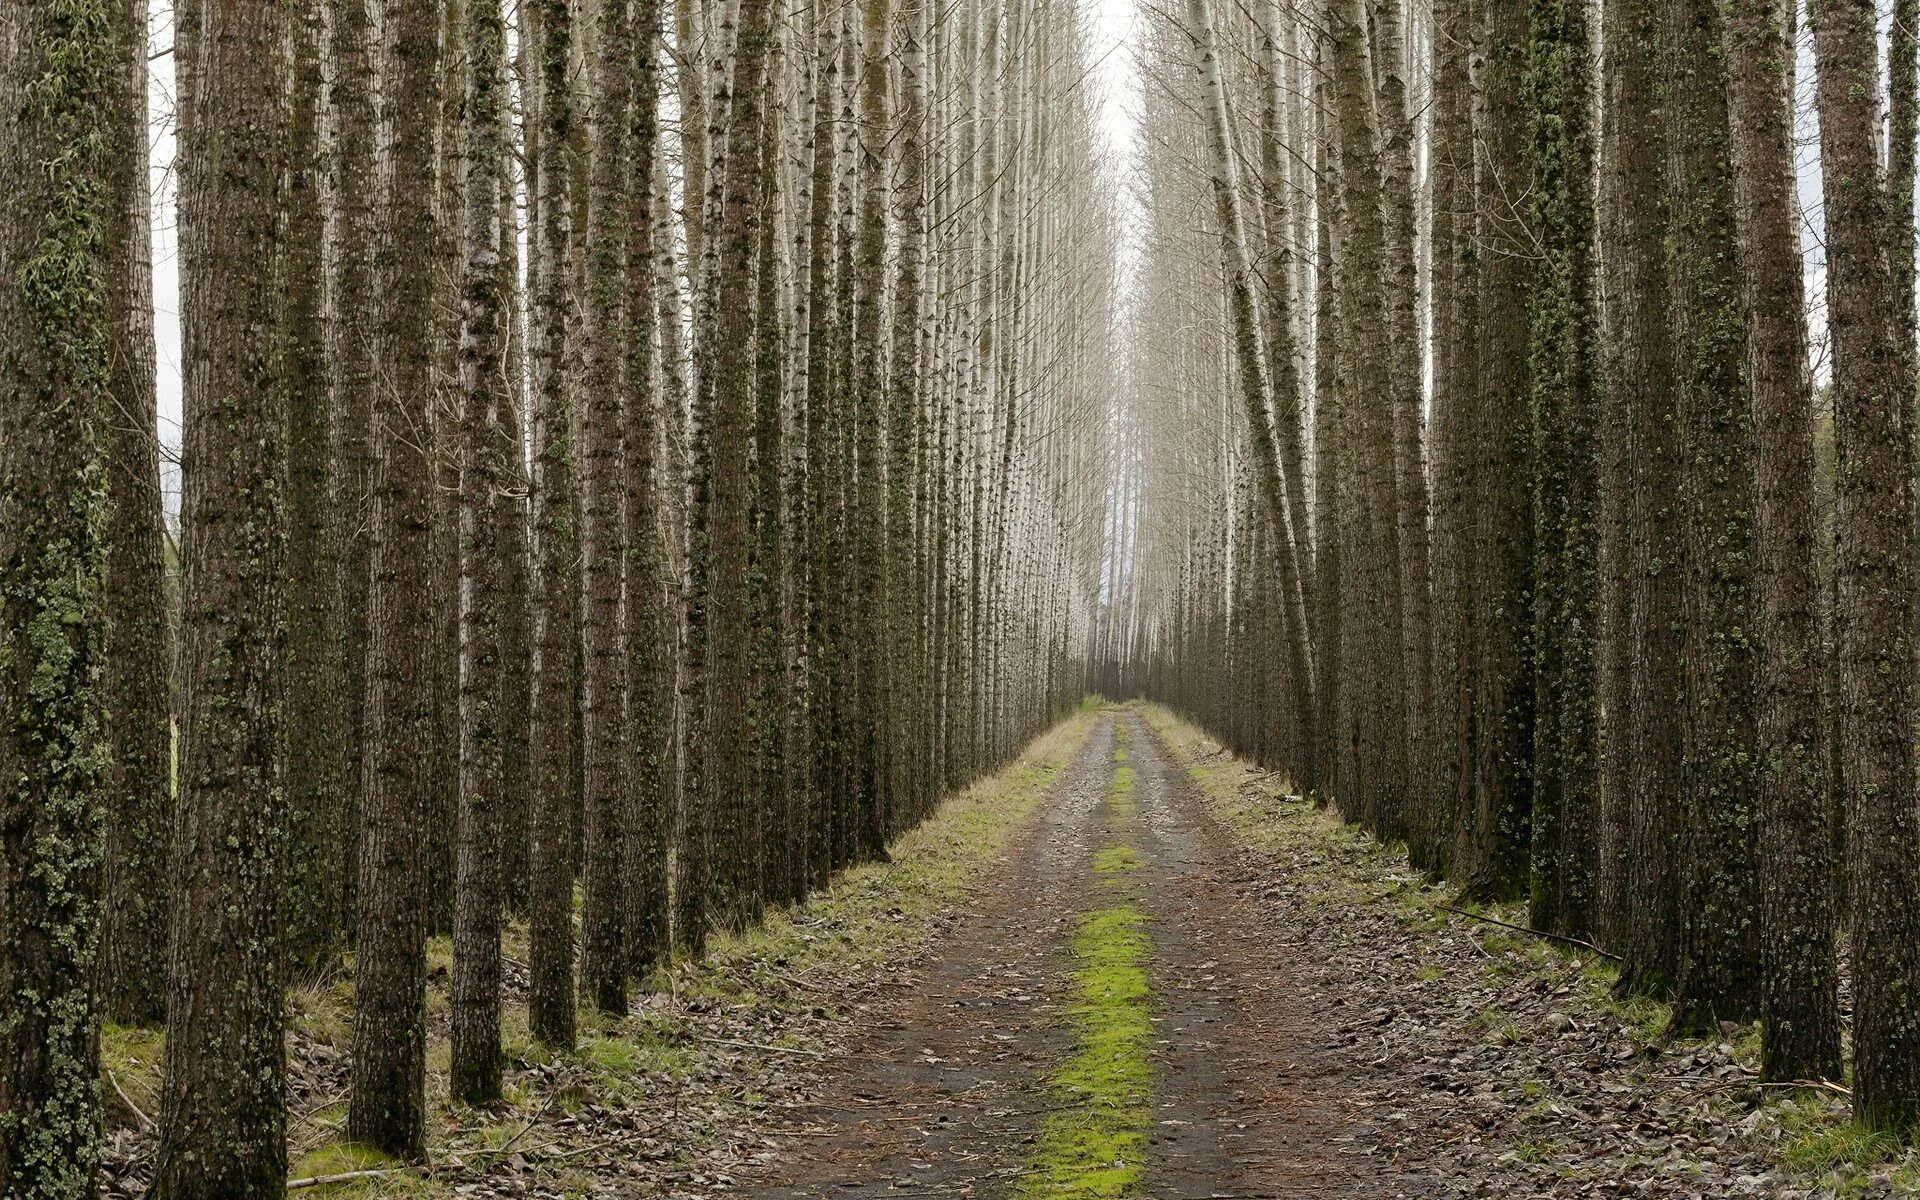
[741,709,1411,1199]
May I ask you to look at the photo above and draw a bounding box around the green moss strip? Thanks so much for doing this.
[1021,903,1153,1198]
[1022,716,1155,1198]
[1092,845,1142,876]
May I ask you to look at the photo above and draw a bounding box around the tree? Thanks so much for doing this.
[348,0,443,1158]
[1183,0,1316,816]
[1525,0,1599,940]
[1466,0,1535,902]
[1721,0,1840,1083]
[579,0,635,1016]
[1811,0,1920,1128]
[325,0,381,936]
[0,1,125,1192]
[151,0,293,1191]
[526,0,581,1049]
[1663,0,1761,1031]
[100,0,175,1025]
[451,0,511,1106]
[1426,0,1478,881]
[624,0,674,977]
[285,0,351,975]
[1600,0,1684,995]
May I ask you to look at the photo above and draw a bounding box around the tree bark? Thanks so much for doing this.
[451,0,509,1106]
[348,0,444,1158]
[152,0,292,1192]
[1725,0,1841,1083]
[101,0,176,1026]
[1812,0,1920,1127]
[0,2,127,1192]
[526,0,581,1050]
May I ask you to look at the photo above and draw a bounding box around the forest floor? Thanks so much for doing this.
[97,703,1920,1198]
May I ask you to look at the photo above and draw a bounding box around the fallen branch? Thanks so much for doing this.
[471,1084,559,1158]
[1671,1074,1852,1098]
[709,1036,827,1058]
[1433,904,1623,962]
[287,1166,423,1190]
[106,1069,154,1131]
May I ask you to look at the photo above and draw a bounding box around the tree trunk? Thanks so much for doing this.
[527,0,581,1051]
[624,0,674,977]
[151,0,292,1193]
[579,0,635,1017]
[348,0,443,1158]
[0,2,126,1192]
[101,0,176,1026]
[325,0,381,937]
[1466,0,1534,902]
[1812,0,1920,1128]
[1524,0,1599,940]
[285,0,350,977]
[1725,0,1841,1083]
[451,0,509,1106]
[1662,0,1761,1031]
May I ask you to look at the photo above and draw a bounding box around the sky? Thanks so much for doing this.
[150,2,182,520]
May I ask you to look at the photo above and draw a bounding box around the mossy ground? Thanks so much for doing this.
[101,712,1097,1197]
[1021,713,1154,1198]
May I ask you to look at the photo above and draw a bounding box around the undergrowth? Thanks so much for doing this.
[103,710,1098,1197]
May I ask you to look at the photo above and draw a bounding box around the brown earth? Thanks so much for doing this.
[737,707,1820,1199]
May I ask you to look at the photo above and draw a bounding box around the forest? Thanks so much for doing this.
[3,0,1920,1192]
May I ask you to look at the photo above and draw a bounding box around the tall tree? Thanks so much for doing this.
[1426,0,1478,880]
[624,0,674,977]
[1725,0,1841,1083]
[1600,0,1684,994]
[1812,0,1920,1128]
[579,0,635,1016]
[526,0,581,1049]
[1663,0,1761,1031]
[325,0,380,936]
[348,0,443,1158]
[285,0,351,975]
[100,0,175,1025]
[1525,0,1599,939]
[150,0,293,1193]
[1466,0,1535,901]
[0,1,125,1192]
[451,0,510,1106]
[1183,0,1317,811]
[849,0,892,859]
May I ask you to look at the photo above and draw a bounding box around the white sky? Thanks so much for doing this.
[150,1,182,522]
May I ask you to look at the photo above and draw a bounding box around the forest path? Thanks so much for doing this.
[739,708,1395,1199]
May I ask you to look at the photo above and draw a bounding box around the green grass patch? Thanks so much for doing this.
[1782,1121,1902,1174]
[1021,903,1154,1199]
[1093,845,1143,876]
[288,1143,439,1196]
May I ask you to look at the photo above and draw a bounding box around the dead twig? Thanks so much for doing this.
[106,1069,154,1131]
[287,1166,424,1190]
[1434,904,1623,962]
[709,1036,828,1058]
[1671,1074,1851,1098]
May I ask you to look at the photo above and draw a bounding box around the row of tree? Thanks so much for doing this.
[1097,0,1920,1133]
[0,0,1119,1193]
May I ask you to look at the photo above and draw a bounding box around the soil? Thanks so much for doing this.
[740,709,1415,1199]
[736,707,1825,1199]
